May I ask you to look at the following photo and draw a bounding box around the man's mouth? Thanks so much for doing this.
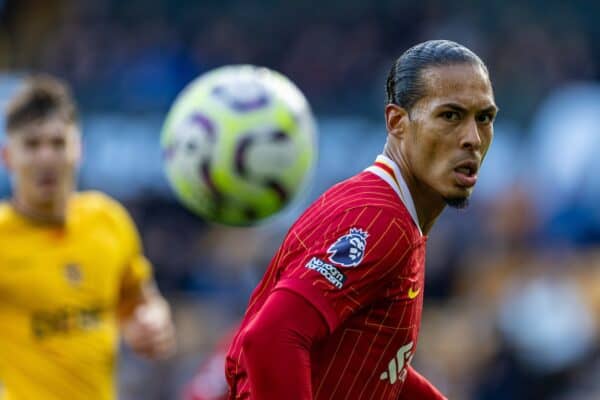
[453,160,479,188]
[38,174,58,187]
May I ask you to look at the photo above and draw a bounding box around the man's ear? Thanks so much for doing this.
[1,144,12,172]
[384,104,409,140]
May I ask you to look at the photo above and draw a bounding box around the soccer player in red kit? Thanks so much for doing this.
[225,40,497,399]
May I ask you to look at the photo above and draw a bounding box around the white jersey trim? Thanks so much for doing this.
[364,155,422,235]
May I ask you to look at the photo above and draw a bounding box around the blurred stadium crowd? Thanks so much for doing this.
[1,0,600,399]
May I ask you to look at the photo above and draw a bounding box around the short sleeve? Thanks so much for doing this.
[274,206,413,333]
[103,196,153,298]
[120,254,152,297]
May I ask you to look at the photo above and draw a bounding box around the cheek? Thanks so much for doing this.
[12,152,36,172]
[67,152,81,168]
[412,133,446,173]
[414,139,458,191]
[406,119,453,177]
[53,146,77,168]
[481,131,494,159]
[66,142,82,165]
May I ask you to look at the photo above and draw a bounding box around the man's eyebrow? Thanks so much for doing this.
[436,103,467,112]
[479,105,499,114]
[437,103,499,114]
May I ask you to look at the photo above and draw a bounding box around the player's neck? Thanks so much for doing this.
[399,171,445,235]
[11,192,70,225]
[383,148,445,235]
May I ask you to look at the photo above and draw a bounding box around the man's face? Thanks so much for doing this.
[2,116,81,206]
[402,63,497,207]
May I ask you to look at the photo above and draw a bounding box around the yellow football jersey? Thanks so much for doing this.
[0,191,152,400]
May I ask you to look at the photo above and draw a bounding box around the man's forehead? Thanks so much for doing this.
[420,63,496,110]
[14,118,77,138]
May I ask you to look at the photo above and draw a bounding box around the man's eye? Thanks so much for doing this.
[24,139,39,149]
[52,139,66,149]
[476,113,494,124]
[441,111,460,121]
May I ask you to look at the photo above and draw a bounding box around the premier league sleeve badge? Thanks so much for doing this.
[327,228,369,267]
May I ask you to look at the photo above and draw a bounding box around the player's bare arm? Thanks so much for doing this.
[120,280,176,360]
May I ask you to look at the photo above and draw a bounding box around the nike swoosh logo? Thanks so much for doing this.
[407,287,420,299]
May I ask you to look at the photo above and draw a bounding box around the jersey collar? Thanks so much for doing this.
[365,154,422,235]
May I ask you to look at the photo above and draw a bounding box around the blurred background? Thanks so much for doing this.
[1,0,600,399]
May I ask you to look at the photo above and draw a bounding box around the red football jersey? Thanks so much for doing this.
[226,155,427,400]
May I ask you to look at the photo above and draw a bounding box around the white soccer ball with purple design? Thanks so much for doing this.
[161,65,317,225]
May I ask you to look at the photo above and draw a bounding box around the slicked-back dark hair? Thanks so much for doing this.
[386,40,488,111]
[5,75,78,134]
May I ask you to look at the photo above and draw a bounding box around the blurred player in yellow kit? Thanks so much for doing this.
[0,76,176,399]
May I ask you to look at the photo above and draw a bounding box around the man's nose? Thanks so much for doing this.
[36,144,57,162]
[460,119,482,151]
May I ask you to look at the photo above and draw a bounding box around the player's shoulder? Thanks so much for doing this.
[71,191,132,226]
[0,200,16,226]
[324,171,403,210]
[293,172,419,243]
[72,190,122,211]
[330,203,417,243]
[318,171,414,225]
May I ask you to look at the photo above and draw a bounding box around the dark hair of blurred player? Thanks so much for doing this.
[0,76,176,400]
[224,40,497,400]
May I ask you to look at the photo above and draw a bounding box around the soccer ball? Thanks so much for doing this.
[161,65,317,226]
